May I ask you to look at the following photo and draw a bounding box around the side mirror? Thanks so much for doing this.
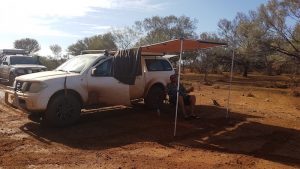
[91,68,96,76]
[2,62,8,65]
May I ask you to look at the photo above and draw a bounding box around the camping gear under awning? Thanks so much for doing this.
[112,38,229,136]
[141,39,227,54]
[140,38,227,137]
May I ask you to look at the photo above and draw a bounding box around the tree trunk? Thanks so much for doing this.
[243,64,248,77]
[266,63,273,76]
[204,70,208,82]
[204,65,208,82]
[264,55,273,76]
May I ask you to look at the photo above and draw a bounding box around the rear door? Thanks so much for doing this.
[144,58,174,83]
[86,58,131,106]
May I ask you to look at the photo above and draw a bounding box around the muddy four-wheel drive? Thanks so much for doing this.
[5,50,174,126]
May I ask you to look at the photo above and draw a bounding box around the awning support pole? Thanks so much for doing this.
[174,38,184,137]
[226,49,235,118]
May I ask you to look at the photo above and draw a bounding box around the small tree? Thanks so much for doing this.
[49,44,62,59]
[68,33,117,56]
[112,27,141,49]
[258,0,300,61]
[135,15,198,46]
[14,38,41,54]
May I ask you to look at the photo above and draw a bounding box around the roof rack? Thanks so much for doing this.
[0,49,29,59]
[80,50,107,55]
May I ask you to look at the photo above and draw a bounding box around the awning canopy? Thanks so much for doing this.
[140,38,227,137]
[141,38,227,54]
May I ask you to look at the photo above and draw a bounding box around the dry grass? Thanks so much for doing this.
[291,89,300,97]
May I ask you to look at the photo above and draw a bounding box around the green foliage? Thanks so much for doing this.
[32,55,64,70]
[134,15,198,46]
[68,33,117,56]
[14,38,41,54]
[49,44,62,59]
[112,27,141,49]
[258,0,300,60]
[217,0,300,76]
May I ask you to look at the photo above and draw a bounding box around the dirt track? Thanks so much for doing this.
[0,75,300,169]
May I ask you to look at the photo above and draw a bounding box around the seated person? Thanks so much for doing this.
[167,74,199,120]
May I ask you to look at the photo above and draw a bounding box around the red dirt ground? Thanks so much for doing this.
[0,73,299,169]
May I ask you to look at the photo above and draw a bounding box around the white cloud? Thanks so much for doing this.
[0,0,164,55]
[1,0,112,18]
[38,47,54,57]
[0,0,163,37]
[0,0,111,37]
[81,27,111,35]
[91,26,112,30]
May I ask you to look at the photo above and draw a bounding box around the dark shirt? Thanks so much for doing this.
[167,83,187,103]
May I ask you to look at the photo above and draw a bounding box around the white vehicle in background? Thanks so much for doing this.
[5,50,174,126]
[0,49,46,85]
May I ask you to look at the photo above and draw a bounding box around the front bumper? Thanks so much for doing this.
[4,88,18,108]
[4,89,46,113]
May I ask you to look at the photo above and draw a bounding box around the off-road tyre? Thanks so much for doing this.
[42,93,81,127]
[144,85,165,110]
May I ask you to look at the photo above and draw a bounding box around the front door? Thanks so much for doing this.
[87,58,130,106]
[0,58,4,79]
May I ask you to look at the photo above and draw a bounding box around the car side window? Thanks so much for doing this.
[6,57,10,65]
[94,59,112,76]
[161,60,173,71]
[1,57,7,65]
[145,59,173,71]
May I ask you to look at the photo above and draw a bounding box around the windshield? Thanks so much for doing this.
[10,56,36,65]
[56,55,101,73]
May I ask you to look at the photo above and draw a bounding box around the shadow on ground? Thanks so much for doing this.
[20,104,300,167]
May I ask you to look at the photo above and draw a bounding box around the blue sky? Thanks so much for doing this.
[0,0,268,56]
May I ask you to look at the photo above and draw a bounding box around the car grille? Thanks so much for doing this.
[27,69,42,73]
[32,69,42,73]
[18,69,43,75]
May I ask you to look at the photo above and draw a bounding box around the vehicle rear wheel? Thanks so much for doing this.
[43,93,81,127]
[144,85,165,110]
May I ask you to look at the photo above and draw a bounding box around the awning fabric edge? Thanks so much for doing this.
[140,38,227,54]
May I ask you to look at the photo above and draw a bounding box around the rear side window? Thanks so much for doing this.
[145,59,173,71]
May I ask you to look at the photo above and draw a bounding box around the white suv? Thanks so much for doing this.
[5,51,174,126]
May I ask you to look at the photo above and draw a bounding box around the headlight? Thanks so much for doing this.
[16,69,25,74]
[27,82,48,93]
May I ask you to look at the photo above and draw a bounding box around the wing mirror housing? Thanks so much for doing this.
[91,68,96,76]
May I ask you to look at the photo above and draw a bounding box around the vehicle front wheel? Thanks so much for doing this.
[144,85,165,110]
[8,73,15,86]
[43,93,81,127]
